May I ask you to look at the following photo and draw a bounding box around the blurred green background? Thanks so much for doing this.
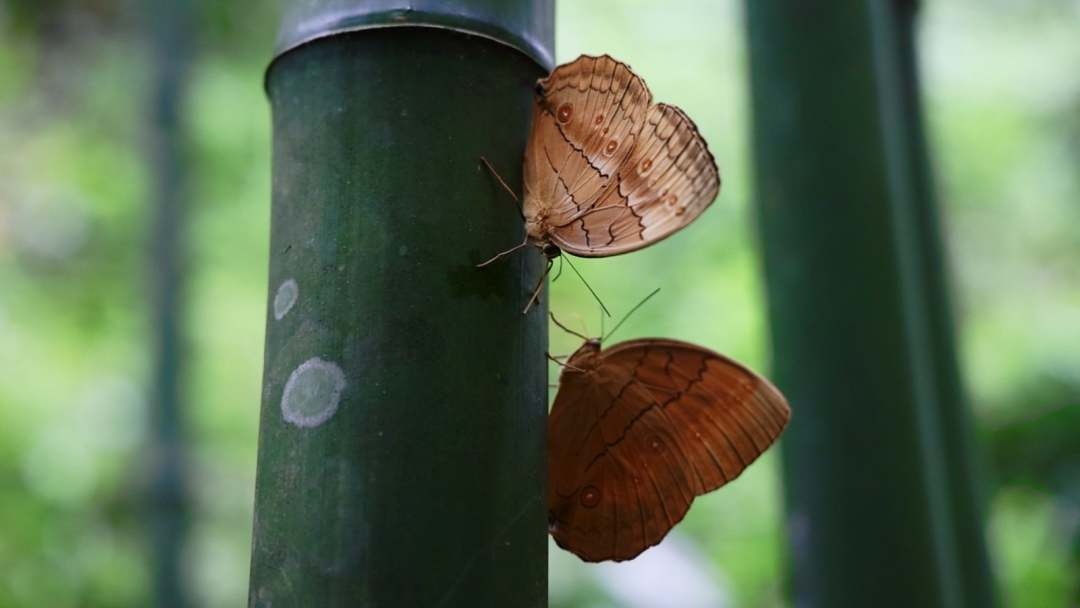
[1,1,1078,606]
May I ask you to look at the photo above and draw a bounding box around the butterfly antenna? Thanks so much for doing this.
[563,256,610,317]
[575,313,589,337]
[549,311,590,341]
[479,156,524,219]
[602,287,661,343]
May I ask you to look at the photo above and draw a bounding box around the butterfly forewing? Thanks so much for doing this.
[605,340,789,473]
[524,55,652,236]
[523,105,611,229]
[548,338,790,562]
[536,55,650,180]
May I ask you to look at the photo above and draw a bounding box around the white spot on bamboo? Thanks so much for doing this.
[273,278,298,320]
[281,357,346,428]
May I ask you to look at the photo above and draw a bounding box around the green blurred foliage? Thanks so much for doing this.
[0,1,269,605]
[0,0,1078,606]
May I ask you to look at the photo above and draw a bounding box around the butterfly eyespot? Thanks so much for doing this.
[664,194,679,207]
[675,206,687,216]
[594,114,604,126]
[649,436,665,451]
[556,103,573,123]
[639,158,653,173]
[604,139,619,156]
[580,485,602,508]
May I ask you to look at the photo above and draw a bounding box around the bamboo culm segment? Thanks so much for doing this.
[249,29,548,607]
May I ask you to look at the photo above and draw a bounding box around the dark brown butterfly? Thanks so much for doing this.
[548,336,790,562]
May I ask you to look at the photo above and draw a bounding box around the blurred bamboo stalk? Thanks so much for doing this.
[145,0,193,606]
[746,1,994,606]
[884,1,997,605]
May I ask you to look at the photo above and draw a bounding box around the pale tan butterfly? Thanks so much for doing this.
[479,54,721,313]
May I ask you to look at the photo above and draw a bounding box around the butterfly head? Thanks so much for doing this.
[564,338,602,376]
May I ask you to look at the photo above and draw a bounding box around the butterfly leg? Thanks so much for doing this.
[545,351,585,373]
[479,156,524,219]
[522,258,553,315]
[475,235,528,268]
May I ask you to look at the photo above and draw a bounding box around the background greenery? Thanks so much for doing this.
[0,1,1077,606]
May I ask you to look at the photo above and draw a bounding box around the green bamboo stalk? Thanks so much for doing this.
[745,1,987,605]
[248,3,552,606]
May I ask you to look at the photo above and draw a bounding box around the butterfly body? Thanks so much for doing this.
[548,338,790,562]
[523,210,561,260]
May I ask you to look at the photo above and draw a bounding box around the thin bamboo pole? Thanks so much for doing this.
[145,0,193,605]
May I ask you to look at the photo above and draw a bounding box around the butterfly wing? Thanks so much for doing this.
[550,104,721,257]
[548,339,789,562]
[548,362,691,562]
[523,55,652,235]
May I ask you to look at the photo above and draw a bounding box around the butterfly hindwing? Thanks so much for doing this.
[549,361,695,562]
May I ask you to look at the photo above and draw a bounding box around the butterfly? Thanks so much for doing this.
[479,54,720,311]
[547,331,790,562]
